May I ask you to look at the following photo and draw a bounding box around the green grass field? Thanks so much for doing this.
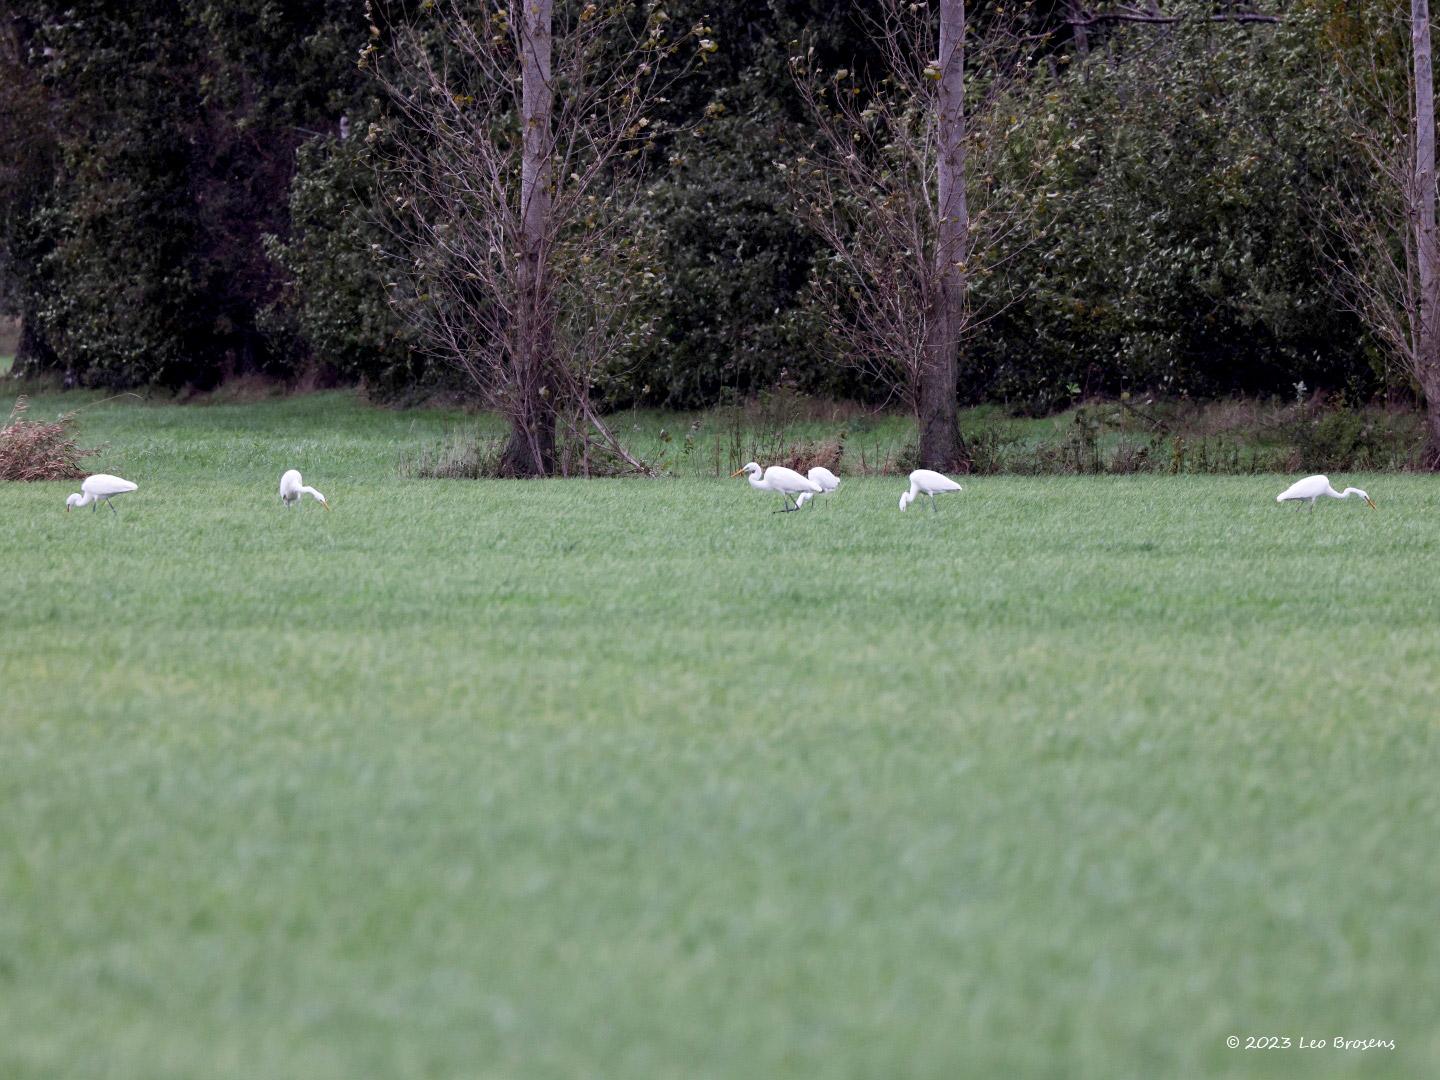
[4,391,1439,1078]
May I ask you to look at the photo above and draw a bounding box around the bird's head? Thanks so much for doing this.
[65,493,82,512]
[731,462,761,478]
[1359,490,1375,509]
[899,491,912,512]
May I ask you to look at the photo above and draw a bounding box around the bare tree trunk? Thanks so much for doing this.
[503,0,557,477]
[920,0,970,471]
[1413,0,1440,465]
[1069,0,1090,57]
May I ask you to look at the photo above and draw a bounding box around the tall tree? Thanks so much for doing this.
[374,0,696,475]
[791,0,1035,470]
[920,0,969,469]
[1328,3,1440,464]
[512,0,557,475]
[1412,0,1440,463]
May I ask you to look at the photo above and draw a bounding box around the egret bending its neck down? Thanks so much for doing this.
[65,474,137,514]
[899,469,963,512]
[1275,475,1376,510]
[280,469,330,510]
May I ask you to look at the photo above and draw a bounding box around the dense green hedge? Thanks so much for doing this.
[264,136,416,393]
[969,12,1375,411]
[0,1,1395,409]
[1,0,394,388]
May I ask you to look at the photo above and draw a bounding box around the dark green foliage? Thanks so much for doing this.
[265,137,415,392]
[0,0,370,387]
[972,11,1375,410]
[0,24,58,367]
[602,0,879,408]
[0,0,1416,414]
[4,2,207,384]
[609,111,831,408]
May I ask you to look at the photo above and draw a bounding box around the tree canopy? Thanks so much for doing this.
[0,0,1417,420]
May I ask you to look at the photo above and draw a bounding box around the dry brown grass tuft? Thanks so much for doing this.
[0,397,98,481]
[767,437,845,475]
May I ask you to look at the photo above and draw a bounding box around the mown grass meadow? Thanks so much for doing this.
[3,391,1438,1078]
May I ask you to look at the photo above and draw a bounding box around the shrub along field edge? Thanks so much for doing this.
[2,385,1424,480]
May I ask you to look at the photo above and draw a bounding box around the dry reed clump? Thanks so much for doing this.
[0,396,98,481]
[767,436,845,474]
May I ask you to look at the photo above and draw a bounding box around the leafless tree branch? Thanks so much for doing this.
[366,0,700,475]
[1066,5,1280,29]
[787,0,1042,468]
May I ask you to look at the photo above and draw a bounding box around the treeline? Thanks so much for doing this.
[0,1,1408,413]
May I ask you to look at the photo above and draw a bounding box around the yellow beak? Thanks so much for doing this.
[1365,496,1376,509]
[730,469,745,477]
[322,499,332,511]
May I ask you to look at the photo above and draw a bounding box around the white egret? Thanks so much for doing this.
[795,466,840,508]
[65,474,137,514]
[279,469,330,510]
[733,461,822,512]
[899,469,963,512]
[1275,475,1375,510]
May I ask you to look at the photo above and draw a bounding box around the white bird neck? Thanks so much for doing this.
[746,471,768,491]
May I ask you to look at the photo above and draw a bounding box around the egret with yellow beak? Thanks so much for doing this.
[280,469,331,510]
[65,474,137,515]
[1275,475,1375,510]
[733,462,822,513]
